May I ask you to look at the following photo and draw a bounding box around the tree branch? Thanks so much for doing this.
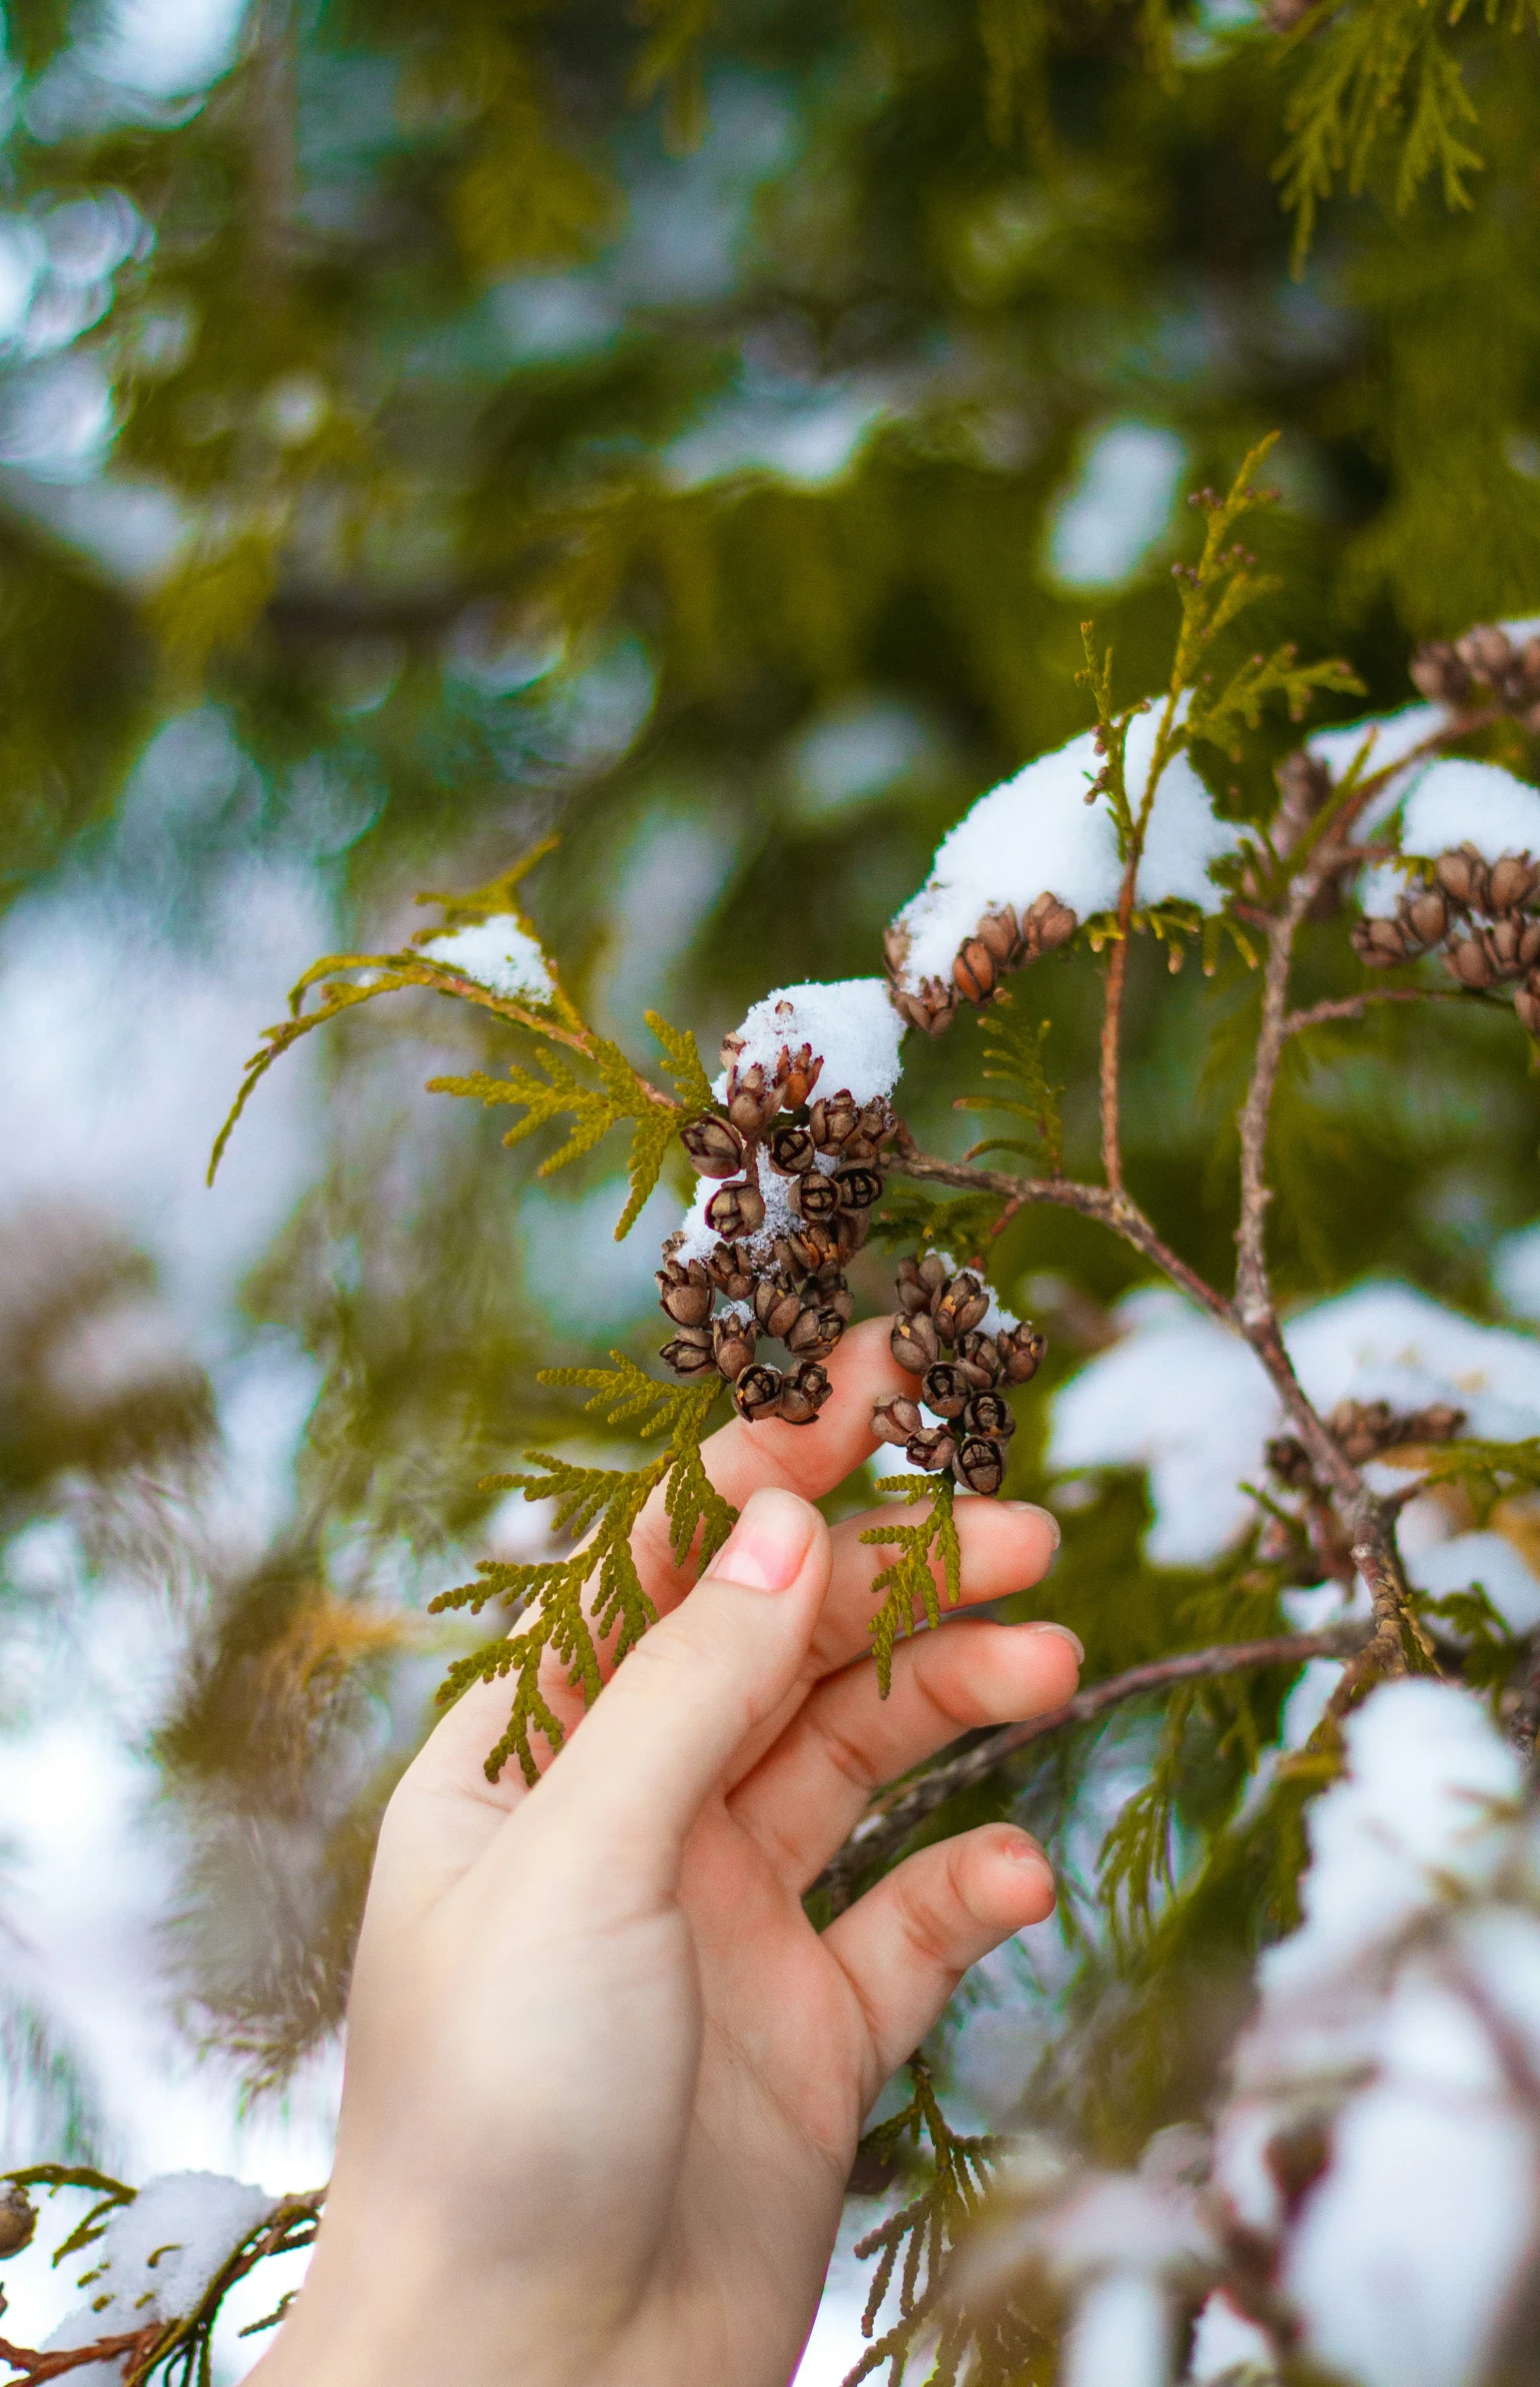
[1281,988,1467,1039]
[815,1626,1369,1909]
[892,1147,1236,1330]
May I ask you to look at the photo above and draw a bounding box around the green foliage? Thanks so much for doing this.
[1419,1436,1540,1522]
[957,995,1065,1177]
[1273,0,1540,269]
[869,1189,1009,1259]
[846,2060,1024,2387]
[211,850,708,1236]
[861,1479,964,1696]
[428,1359,730,1784]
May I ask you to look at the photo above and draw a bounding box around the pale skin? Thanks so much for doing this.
[251,1318,1079,2387]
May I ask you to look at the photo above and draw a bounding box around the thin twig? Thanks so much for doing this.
[1281,987,1467,1038]
[815,1626,1368,1908]
[0,2329,163,2384]
[893,1147,1236,1330]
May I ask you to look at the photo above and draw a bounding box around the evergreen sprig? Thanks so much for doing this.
[1271,0,1535,269]
[846,2059,1012,2387]
[861,1479,964,1696]
[1417,1435,1540,1523]
[210,851,709,1238]
[428,1361,730,1784]
[956,994,1065,1177]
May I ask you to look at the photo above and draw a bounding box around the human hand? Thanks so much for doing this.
[249,1318,1078,2387]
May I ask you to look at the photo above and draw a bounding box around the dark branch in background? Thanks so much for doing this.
[1281,987,1469,1038]
[816,1626,1370,1910]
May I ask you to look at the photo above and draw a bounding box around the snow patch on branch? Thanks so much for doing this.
[887,709,1238,995]
[44,2171,273,2365]
[1398,758,1540,865]
[710,978,903,1105]
[418,916,555,1004]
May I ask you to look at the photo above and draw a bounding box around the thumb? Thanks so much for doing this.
[515,1486,829,1902]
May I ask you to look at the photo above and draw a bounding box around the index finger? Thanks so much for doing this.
[628,1314,912,1613]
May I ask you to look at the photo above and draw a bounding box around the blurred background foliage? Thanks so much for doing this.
[0,0,1537,2290]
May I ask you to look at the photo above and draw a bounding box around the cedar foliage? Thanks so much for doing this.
[0,0,1538,2376]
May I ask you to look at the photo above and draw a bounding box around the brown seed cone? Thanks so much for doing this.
[794,1172,842,1224]
[954,937,999,1006]
[1265,1433,1315,1490]
[657,1256,714,1327]
[706,1180,767,1239]
[1410,640,1474,706]
[953,1436,1007,1495]
[1399,887,1450,949]
[786,1303,845,1357]
[871,1393,924,1446]
[779,1042,824,1110]
[976,905,1022,964]
[1435,845,1492,912]
[892,1310,942,1374]
[724,1060,783,1138]
[896,1264,933,1316]
[1445,936,1498,991]
[891,977,958,1037]
[829,1285,857,1323]
[705,1240,756,1301]
[661,1327,719,1379]
[680,1114,746,1179]
[996,1323,1048,1383]
[809,1091,860,1151]
[778,1359,833,1425]
[921,1361,971,1419]
[734,1363,784,1421]
[836,1207,871,1260]
[915,1252,949,1297]
[1025,891,1078,955]
[1457,624,1514,683]
[782,1222,842,1274]
[1485,916,1540,976]
[1351,916,1412,968]
[835,1165,884,1211]
[753,1271,804,1339]
[1517,976,1540,1037]
[934,1272,989,1344]
[0,2186,35,2258]
[1490,854,1540,914]
[962,1390,1016,1441]
[713,1311,758,1381]
[956,1328,1005,1385]
[906,1425,958,1473]
[766,1123,817,1176]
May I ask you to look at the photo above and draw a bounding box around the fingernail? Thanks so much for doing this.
[1002,1501,1061,1550]
[707,1487,815,1594]
[1025,1621,1084,1663]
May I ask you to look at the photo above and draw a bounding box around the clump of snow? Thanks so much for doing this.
[889,709,1238,993]
[1050,1281,1540,1599]
[417,915,554,1004]
[1493,1217,1540,1320]
[1211,1684,1539,2387]
[712,978,904,1105]
[671,1163,800,1268]
[1398,758,1540,865]
[44,2172,274,2360]
[1186,2292,1276,2382]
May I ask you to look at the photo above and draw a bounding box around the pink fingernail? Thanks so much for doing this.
[1002,1501,1061,1550]
[1025,1621,1084,1663]
[707,1488,815,1593]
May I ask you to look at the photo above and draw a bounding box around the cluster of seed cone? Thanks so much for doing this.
[1411,624,1540,730]
[870,1253,1047,1496]
[883,892,1079,1039]
[657,1038,898,1426]
[1266,1397,1464,1491]
[1352,844,1540,1028]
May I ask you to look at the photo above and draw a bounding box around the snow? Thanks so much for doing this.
[1211,1685,1538,2387]
[1398,758,1540,865]
[1051,1281,1540,1578]
[46,2172,273,2347]
[1307,703,1448,810]
[1493,1218,1540,1319]
[417,915,554,1005]
[1186,2292,1276,2381]
[711,978,904,1105]
[1062,2270,1171,2387]
[889,709,1237,992]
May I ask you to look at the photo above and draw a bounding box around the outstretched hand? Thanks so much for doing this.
[251,1318,1078,2387]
